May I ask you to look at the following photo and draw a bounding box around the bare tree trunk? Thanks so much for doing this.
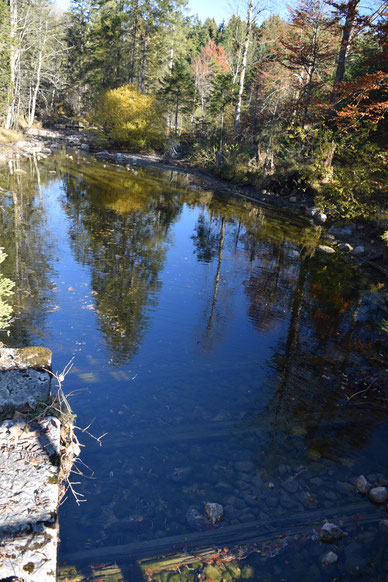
[129,0,138,84]
[140,19,149,92]
[216,109,225,169]
[169,24,175,71]
[5,0,18,129]
[331,0,360,104]
[234,0,254,137]
[174,94,179,137]
[28,22,47,129]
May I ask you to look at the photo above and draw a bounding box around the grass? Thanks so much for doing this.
[0,128,24,143]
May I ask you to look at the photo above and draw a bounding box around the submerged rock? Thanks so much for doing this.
[322,551,338,566]
[369,487,388,504]
[205,502,224,525]
[185,507,211,530]
[318,245,335,254]
[354,475,372,496]
[351,245,365,256]
[338,242,353,252]
[328,225,353,237]
[320,522,348,543]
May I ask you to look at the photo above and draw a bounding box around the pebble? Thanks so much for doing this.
[322,551,338,566]
[369,487,388,504]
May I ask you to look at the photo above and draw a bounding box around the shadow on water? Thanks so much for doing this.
[0,151,387,581]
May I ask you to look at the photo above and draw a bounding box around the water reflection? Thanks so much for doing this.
[60,162,185,365]
[0,157,58,345]
[0,152,387,581]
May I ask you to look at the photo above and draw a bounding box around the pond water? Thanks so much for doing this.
[0,150,387,581]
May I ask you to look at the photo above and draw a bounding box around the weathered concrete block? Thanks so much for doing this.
[0,347,52,412]
[0,417,60,581]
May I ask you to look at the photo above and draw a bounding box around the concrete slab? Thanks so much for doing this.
[0,417,60,581]
[0,347,61,582]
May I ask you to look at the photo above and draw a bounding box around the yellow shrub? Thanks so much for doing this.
[93,85,165,150]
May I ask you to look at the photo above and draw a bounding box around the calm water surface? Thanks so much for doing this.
[1,151,387,581]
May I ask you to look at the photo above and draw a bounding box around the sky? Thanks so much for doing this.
[54,0,287,24]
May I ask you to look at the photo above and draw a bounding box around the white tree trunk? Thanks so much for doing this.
[28,21,47,129]
[234,0,254,136]
[5,0,18,129]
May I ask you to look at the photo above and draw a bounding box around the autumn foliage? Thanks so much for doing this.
[93,84,165,150]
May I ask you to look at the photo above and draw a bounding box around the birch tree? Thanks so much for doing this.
[234,0,254,136]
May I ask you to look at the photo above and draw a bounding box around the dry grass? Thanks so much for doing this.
[0,128,24,143]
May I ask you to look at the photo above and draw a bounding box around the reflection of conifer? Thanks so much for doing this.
[61,164,183,365]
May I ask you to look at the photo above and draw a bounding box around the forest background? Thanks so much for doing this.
[0,0,387,225]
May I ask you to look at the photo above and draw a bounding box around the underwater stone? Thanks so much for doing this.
[351,245,365,256]
[320,522,348,543]
[369,487,388,504]
[185,507,210,530]
[354,475,372,495]
[328,225,354,237]
[322,551,338,566]
[338,242,353,252]
[205,502,224,525]
[317,245,335,254]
